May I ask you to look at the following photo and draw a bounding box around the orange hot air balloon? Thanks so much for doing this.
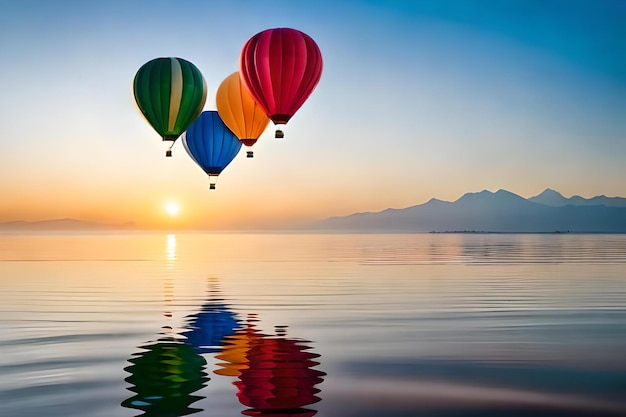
[216,72,270,158]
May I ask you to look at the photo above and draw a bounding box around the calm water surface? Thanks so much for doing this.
[1,232,625,417]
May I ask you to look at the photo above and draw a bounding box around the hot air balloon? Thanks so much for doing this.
[240,28,323,139]
[216,72,270,158]
[182,111,242,189]
[133,57,207,157]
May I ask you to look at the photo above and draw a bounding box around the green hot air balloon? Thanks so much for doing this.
[133,57,207,157]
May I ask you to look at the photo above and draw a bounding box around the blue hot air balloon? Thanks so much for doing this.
[182,111,242,189]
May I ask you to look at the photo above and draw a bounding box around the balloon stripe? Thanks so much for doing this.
[288,31,309,114]
[269,29,284,114]
[190,62,205,125]
[297,37,323,111]
[255,33,275,114]
[158,59,171,135]
[215,115,223,169]
[293,35,314,114]
[233,76,247,136]
[149,60,165,133]
[175,61,194,133]
[251,105,264,137]
[206,112,214,171]
[210,113,219,173]
[168,58,184,132]
[225,74,244,136]
[134,65,159,131]
[245,36,263,109]
[147,61,165,133]
[217,113,228,171]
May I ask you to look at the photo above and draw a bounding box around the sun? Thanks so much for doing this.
[165,202,179,216]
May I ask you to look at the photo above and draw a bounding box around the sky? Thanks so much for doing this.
[1,0,625,230]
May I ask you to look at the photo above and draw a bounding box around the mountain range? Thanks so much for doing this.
[0,218,132,232]
[527,188,626,207]
[311,188,626,233]
[3,189,626,233]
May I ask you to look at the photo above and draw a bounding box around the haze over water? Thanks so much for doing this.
[1,232,625,417]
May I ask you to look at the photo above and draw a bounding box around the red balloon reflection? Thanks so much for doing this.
[216,316,325,416]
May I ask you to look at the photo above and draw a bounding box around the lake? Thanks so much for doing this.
[1,232,625,417]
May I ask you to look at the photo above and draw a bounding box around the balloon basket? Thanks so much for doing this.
[275,129,284,139]
[246,151,254,158]
[209,184,216,190]
[165,149,172,157]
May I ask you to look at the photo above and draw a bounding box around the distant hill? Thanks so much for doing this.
[311,189,626,233]
[529,188,626,207]
[0,218,132,232]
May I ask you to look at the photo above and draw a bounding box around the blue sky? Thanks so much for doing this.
[1,0,624,228]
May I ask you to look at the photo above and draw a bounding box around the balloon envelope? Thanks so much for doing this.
[133,57,207,141]
[240,28,323,125]
[182,111,242,186]
[216,72,270,147]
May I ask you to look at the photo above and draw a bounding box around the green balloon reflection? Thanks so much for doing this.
[121,339,209,416]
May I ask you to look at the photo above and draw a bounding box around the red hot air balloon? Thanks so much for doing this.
[240,28,323,138]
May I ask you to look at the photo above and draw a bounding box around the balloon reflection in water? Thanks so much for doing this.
[214,314,264,378]
[121,339,209,416]
[181,279,241,354]
[122,277,217,416]
[216,315,326,416]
